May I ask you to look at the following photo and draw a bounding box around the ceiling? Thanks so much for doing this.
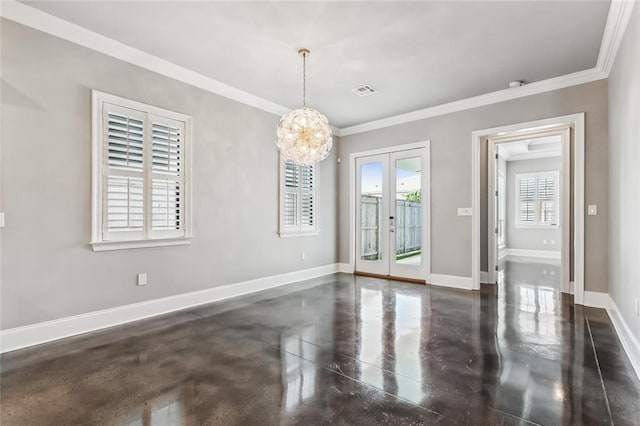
[499,135,562,161]
[23,1,611,128]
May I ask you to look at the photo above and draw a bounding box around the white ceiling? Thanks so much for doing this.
[23,1,611,128]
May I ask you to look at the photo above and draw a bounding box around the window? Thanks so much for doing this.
[91,91,192,250]
[515,171,559,228]
[279,158,318,236]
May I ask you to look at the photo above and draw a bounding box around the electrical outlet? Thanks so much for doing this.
[588,205,598,215]
[300,251,305,261]
[543,240,547,245]
[551,239,556,245]
[457,207,472,216]
[137,273,147,286]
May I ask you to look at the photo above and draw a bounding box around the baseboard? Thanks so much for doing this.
[0,263,340,354]
[338,263,352,274]
[607,296,640,381]
[429,274,474,290]
[480,271,491,284]
[583,291,610,309]
[503,248,561,259]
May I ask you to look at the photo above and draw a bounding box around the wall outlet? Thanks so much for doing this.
[551,239,556,245]
[137,273,147,286]
[543,240,548,245]
[457,207,472,216]
[588,205,598,215]
[300,251,305,261]
[0,212,4,228]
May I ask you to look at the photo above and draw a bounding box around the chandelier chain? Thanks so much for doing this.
[302,51,307,107]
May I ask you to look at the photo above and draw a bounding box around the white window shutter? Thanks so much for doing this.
[150,117,185,238]
[516,172,559,228]
[103,107,146,240]
[280,159,318,235]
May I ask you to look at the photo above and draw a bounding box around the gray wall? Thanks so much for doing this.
[608,5,640,342]
[506,157,562,251]
[0,21,338,329]
[338,80,609,293]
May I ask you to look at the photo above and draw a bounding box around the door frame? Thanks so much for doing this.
[486,127,571,293]
[471,113,585,304]
[348,141,431,283]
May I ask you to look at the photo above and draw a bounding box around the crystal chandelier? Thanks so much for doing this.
[276,48,333,166]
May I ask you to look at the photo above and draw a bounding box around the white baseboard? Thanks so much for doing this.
[0,263,340,354]
[503,248,561,259]
[338,263,352,274]
[607,296,640,381]
[429,274,474,290]
[480,271,491,284]
[583,291,610,309]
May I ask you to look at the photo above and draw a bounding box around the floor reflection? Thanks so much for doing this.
[2,264,638,425]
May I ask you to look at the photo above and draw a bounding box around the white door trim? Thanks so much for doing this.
[471,113,585,304]
[348,141,431,279]
[486,127,571,293]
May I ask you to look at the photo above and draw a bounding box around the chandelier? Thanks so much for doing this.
[276,48,333,166]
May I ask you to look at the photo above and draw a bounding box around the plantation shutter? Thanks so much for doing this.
[282,161,299,228]
[518,176,536,223]
[537,176,556,225]
[516,172,558,227]
[103,104,146,240]
[281,160,317,234]
[300,164,315,230]
[150,116,185,238]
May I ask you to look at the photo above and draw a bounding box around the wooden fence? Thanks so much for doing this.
[360,196,422,260]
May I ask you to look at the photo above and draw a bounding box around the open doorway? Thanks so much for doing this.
[488,130,570,295]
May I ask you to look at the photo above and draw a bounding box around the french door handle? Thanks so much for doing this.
[389,216,395,232]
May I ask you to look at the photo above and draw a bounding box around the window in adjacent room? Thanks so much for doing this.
[279,158,318,236]
[91,91,192,250]
[515,171,559,228]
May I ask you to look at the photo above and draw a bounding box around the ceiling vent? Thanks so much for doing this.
[352,84,377,97]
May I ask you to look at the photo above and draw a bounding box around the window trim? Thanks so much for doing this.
[515,171,560,229]
[278,157,319,237]
[91,90,193,251]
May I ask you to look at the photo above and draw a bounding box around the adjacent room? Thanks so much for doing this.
[1,1,640,424]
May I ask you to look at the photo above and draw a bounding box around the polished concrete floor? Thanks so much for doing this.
[2,262,640,425]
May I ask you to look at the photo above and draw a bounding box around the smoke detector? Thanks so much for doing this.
[509,80,525,88]
[352,84,377,97]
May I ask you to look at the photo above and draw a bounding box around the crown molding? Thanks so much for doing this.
[1,0,634,138]
[597,0,636,75]
[0,0,290,117]
[338,68,607,136]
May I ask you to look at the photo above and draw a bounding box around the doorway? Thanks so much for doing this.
[353,144,430,282]
[488,129,570,294]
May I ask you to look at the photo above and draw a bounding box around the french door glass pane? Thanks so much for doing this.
[394,157,422,265]
[360,162,383,261]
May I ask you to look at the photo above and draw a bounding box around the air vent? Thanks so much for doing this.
[352,84,377,97]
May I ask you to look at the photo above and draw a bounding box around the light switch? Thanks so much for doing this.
[137,273,148,286]
[457,208,472,216]
[588,205,598,216]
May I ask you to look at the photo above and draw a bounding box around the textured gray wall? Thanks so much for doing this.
[338,80,609,293]
[506,157,562,251]
[0,21,338,329]
[608,5,640,343]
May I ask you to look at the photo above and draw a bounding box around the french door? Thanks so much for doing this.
[355,147,429,281]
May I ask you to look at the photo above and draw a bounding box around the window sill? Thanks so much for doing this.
[278,232,320,238]
[91,237,192,252]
